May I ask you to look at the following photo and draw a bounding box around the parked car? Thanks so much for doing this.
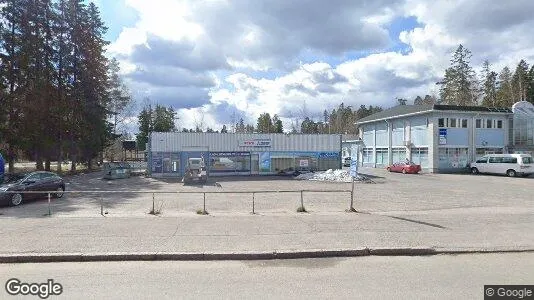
[469,154,533,177]
[386,162,422,174]
[0,171,65,207]
[343,157,352,167]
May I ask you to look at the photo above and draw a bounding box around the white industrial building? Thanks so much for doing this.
[356,104,515,173]
[147,133,343,177]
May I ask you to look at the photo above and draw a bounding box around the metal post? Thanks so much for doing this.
[252,192,255,214]
[100,196,104,216]
[350,177,355,210]
[152,193,155,214]
[48,193,51,216]
[203,193,206,212]
[300,190,304,208]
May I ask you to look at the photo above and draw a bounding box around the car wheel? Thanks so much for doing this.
[471,167,479,175]
[506,169,517,177]
[10,193,23,206]
[402,169,407,174]
[55,186,65,198]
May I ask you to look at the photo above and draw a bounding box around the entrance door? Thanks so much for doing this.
[251,153,259,175]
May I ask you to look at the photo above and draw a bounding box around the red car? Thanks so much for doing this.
[386,162,421,174]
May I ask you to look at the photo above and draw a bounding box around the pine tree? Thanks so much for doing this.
[413,96,424,105]
[438,45,478,106]
[256,113,273,133]
[272,114,283,133]
[481,60,498,107]
[0,0,26,172]
[527,66,534,105]
[496,67,514,108]
[511,60,529,102]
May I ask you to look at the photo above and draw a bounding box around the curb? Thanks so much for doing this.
[1,248,533,263]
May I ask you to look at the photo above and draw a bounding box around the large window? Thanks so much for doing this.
[412,147,429,168]
[476,148,503,157]
[362,148,373,163]
[438,148,468,169]
[476,119,482,128]
[151,152,163,173]
[318,152,339,170]
[486,119,493,128]
[375,148,388,165]
[392,148,406,164]
[210,152,251,173]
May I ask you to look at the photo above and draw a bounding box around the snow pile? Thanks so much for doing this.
[295,169,361,182]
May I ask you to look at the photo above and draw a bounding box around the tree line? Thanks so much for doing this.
[136,102,383,147]
[0,0,131,173]
[437,44,534,107]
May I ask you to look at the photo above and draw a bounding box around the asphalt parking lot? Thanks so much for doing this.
[0,168,532,218]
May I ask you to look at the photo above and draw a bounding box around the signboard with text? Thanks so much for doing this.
[439,129,447,145]
[239,139,272,147]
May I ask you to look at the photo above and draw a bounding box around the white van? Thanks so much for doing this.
[469,154,534,177]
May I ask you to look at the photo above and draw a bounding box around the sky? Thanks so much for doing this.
[96,0,534,133]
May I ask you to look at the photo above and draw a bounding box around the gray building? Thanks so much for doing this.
[356,104,513,173]
[148,132,342,177]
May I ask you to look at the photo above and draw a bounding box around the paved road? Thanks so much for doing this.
[1,253,532,299]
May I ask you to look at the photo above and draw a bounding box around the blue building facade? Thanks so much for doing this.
[356,105,513,173]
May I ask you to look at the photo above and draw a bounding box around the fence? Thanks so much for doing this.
[1,184,357,216]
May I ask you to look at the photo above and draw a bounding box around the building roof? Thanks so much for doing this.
[356,104,512,124]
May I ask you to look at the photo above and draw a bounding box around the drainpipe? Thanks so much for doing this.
[385,120,392,166]
[472,113,481,162]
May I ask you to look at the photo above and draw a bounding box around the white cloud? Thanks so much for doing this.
[107,0,534,131]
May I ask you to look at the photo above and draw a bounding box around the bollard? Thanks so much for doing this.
[300,190,304,208]
[348,177,357,213]
[203,193,206,212]
[152,193,155,214]
[48,193,51,216]
[350,178,355,210]
[100,196,104,216]
[252,192,255,214]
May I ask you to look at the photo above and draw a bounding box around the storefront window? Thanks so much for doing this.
[152,152,163,173]
[295,155,318,171]
[362,148,373,163]
[375,148,388,165]
[392,148,406,164]
[438,148,468,168]
[476,148,504,157]
[412,147,429,168]
[210,152,250,173]
[271,152,295,173]
[318,152,339,170]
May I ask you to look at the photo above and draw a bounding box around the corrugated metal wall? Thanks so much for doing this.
[150,133,342,152]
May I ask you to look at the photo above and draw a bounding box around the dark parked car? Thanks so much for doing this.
[0,171,65,207]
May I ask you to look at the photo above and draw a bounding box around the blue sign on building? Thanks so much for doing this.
[439,128,447,145]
